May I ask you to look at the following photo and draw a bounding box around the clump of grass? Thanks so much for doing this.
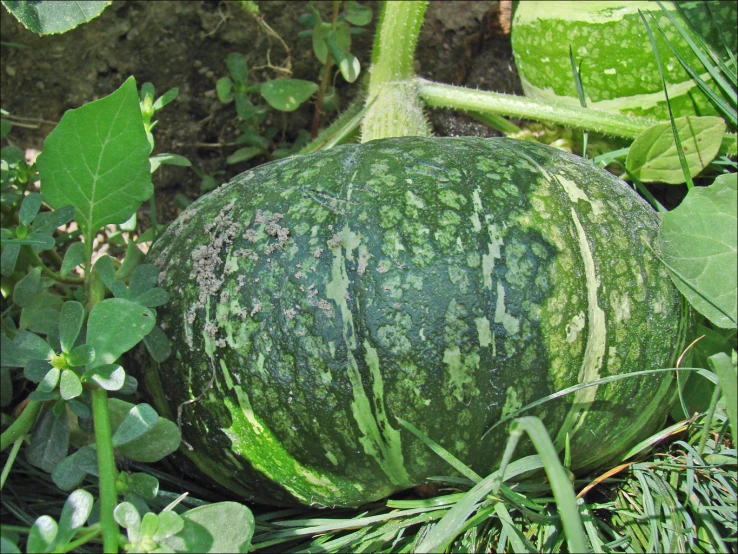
[3,394,733,552]
[237,406,734,553]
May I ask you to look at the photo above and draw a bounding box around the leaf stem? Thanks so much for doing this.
[0,400,43,452]
[44,246,64,269]
[416,78,657,139]
[24,246,84,284]
[61,524,102,553]
[312,56,335,139]
[91,387,119,553]
[300,97,364,154]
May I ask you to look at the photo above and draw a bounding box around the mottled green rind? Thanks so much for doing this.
[142,137,690,508]
[511,1,737,120]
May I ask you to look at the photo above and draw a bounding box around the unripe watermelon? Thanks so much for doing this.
[142,137,690,508]
[511,1,737,120]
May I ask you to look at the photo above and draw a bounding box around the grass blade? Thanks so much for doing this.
[506,417,588,554]
[639,10,694,189]
[620,417,694,461]
[396,417,481,483]
[704,1,737,71]
[568,44,589,158]
[650,4,737,126]
[414,456,544,553]
[482,367,715,439]
[656,1,736,112]
[494,502,536,552]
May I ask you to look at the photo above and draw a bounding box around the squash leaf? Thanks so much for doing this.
[626,116,725,184]
[710,353,737,446]
[1,0,111,35]
[659,173,737,328]
[36,77,153,241]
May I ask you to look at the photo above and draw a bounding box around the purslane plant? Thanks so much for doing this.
[0,77,254,553]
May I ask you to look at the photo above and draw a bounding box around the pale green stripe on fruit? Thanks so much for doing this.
[217,359,350,505]
[471,187,483,232]
[475,316,493,348]
[494,282,520,336]
[555,206,607,447]
[326,193,410,486]
[363,340,410,485]
[482,224,503,290]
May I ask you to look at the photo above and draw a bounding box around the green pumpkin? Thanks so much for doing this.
[141,137,690,507]
[511,1,737,119]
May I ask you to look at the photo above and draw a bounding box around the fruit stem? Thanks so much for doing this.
[361,1,431,141]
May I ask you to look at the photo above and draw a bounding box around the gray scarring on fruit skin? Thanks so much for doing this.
[142,137,690,508]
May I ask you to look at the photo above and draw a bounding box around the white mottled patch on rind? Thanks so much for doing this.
[494,282,520,336]
[475,316,492,348]
[555,206,607,447]
[442,346,479,403]
[405,190,425,209]
[471,188,483,232]
[556,175,604,216]
[566,311,586,343]
[325,450,339,466]
[612,292,631,323]
[482,224,503,289]
[501,386,522,419]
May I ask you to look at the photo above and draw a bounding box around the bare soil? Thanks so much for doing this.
[1,1,520,223]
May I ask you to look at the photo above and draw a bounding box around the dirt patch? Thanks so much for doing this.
[1,0,520,223]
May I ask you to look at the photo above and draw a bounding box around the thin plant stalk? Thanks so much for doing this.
[639,10,694,190]
[0,400,43,452]
[25,245,84,285]
[91,387,119,553]
[0,437,23,489]
[311,0,341,138]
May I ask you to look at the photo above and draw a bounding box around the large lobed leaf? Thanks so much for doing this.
[1,0,111,35]
[36,77,152,240]
[659,173,737,328]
